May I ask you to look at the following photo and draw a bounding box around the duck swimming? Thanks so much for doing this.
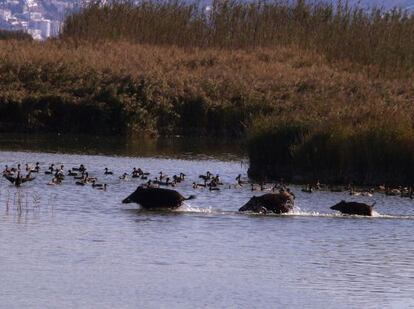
[96,183,107,191]
[302,185,313,193]
[199,171,212,181]
[104,168,113,175]
[68,170,78,176]
[91,180,104,188]
[119,173,128,180]
[3,171,34,187]
[45,164,54,175]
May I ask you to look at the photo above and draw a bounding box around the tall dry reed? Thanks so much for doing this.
[61,0,414,78]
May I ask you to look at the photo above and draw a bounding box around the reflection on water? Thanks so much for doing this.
[0,133,245,161]
[0,139,414,309]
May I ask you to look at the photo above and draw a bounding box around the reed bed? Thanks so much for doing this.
[1,40,413,137]
[1,40,413,130]
[62,0,414,78]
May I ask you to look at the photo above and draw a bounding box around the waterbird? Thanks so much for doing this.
[96,183,107,191]
[199,171,212,181]
[68,170,78,176]
[3,171,34,187]
[91,180,104,188]
[119,173,128,180]
[45,164,54,175]
[48,176,62,185]
[104,168,113,175]
[301,185,313,193]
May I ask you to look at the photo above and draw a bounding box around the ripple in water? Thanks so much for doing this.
[1,150,414,309]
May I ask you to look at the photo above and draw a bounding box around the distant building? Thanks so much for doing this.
[29,18,51,38]
[0,9,12,20]
[50,19,60,36]
[27,27,41,39]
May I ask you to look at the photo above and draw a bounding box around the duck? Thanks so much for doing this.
[79,165,86,173]
[132,168,140,178]
[154,177,174,187]
[72,164,86,172]
[199,171,212,181]
[119,173,128,180]
[385,187,401,196]
[24,171,36,182]
[3,165,11,175]
[349,188,361,196]
[104,167,113,175]
[211,175,223,185]
[208,183,220,191]
[377,185,386,193]
[173,173,186,183]
[400,187,412,198]
[56,165,65,177]
[301,185,313,193]
[91,180,104,188]
[3,171,30,187]
[193,180,207,189]
[144,180,158,188]
[68,170,78,176]
[74,172,85,180]
[361,190,374,197]
[96,183,107,191]
[84,172,97,183]
[47,176,62,185]
[45,164,54,175]
[235,174,248,185]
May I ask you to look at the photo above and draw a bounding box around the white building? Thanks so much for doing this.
[30,18,51,38]
[50,20,61,36]
[38,18,50,38]
[27,28,41,40]
[0,9,12,21]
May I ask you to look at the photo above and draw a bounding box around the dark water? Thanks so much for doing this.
[1,136,414,308]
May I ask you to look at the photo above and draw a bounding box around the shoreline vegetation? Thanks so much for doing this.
[2,0,414,184]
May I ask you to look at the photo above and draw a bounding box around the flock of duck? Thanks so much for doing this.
[301,181,414,198]
[1,162,409,216]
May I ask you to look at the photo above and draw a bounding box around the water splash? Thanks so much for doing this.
[176,203,214,213]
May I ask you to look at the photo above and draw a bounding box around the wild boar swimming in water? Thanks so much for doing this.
[239,192,294,214]
[122,186,195,209]
[330,200,375,216]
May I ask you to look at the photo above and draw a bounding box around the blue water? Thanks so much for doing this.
[1,149,414,308]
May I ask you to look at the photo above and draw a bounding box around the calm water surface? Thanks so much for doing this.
[0,136,414,309]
